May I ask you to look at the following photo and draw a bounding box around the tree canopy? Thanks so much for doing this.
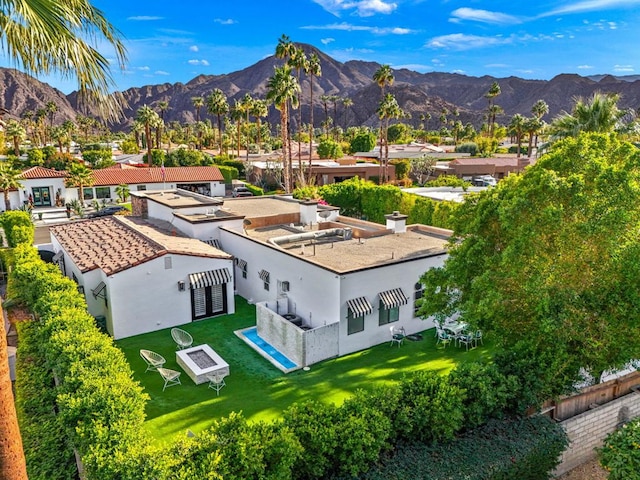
[418,132,640,395]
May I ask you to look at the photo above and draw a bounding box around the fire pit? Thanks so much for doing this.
[176,344,229,384]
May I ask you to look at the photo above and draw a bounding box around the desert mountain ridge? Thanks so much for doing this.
[1,43,639,133]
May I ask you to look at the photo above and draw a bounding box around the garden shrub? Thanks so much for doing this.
[599,418,640,480]
[0,211,33,247]
[349,132,377,154]
[390,159,410,179]
[217,165,239,183]
[82,149,112,167]
[508,145,529,155]
[317,139,343,159]
[456,141,478,156]
[361,416,568,480]
[243,183,263,196]
[216,159,245,177]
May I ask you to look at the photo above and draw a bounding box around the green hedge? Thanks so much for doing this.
[361,416,568,480]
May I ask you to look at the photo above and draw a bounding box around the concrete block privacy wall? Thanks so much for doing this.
[553,390,640,476]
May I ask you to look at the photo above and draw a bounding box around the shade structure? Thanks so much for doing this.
[189,268,231,289]
[258,269,270,283]
[379,288,408,309]
[346,296,373,317]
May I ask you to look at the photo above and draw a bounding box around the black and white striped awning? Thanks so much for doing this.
[203,238,222,249]
[379,288,408,309]
[236,259,247,270]
[258,269,270,283]
[347,297,373,317]
[188,268,231,289]
[52,251,63,263]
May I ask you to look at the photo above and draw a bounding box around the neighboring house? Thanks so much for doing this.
[0,165,227,212]
[49,215,234,339]
[438,157,530,179]
[402,186,488,203]
[128,189,450,368]
[86,165,226,202]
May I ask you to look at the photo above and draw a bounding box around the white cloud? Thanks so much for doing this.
[214,18,236,25]
[613,64,634,72]
[393,63,433,72]
[127,15,163,21]
[188,59,210,66]
[541,0,640,17]
[155,70,170,75]
[321,37,335,44]
[189,45,199,52]
[312,0,397,17]
[577,64,594,69]
[449,8,521,25]
[451,69,466,74]
[302,22,414,34]
[485,63,508,68]
[137,66,150,71]
[426,33,511,50]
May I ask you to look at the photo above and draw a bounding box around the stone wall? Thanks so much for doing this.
[304,323,339,365]
[553,389,640,476]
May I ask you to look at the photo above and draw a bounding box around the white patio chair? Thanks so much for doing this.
[390,326,405,347]
[158,367,181,391]
[206,372,227,396]
[171,327,193,350]
[140,349,166,373]
[457,332,475,351]
[436,328,451,348]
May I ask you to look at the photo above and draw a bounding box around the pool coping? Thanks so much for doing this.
[234,327,301,374]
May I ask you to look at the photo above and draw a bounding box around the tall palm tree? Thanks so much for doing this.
[288,46,307,174]
[5,120,25,156]
[65,163,94,206]
[0,163,23,211]
[267,65,300,192]
[155,101,170,150]
[376,93,404,183]
[305,53,321,169]
[50,125,68,153]
[191,96,204,123]
[508,113,526,158]
[341,97,353,129]
[484,82,501,137]
[524,116,543,157]
[531,99,549,148]
[275,34,295,62]
[239,93,254,161]
[250,98,269,153]
[373,64,394,97]
[549,92,625,140]
[206,89,229,155]
[135,105,160,168]
[320,94,331,139]
[229,102,244,157]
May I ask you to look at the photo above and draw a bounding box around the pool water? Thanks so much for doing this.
[240,327,297,371]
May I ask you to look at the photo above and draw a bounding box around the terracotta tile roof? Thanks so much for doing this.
[50,216,230,276]
[90,166,224,186]
[20,166,66,179]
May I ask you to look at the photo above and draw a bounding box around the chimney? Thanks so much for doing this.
[299,199,318,226]
[385,211,408,233]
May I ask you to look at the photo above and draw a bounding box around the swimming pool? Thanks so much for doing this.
[236,327,298,373]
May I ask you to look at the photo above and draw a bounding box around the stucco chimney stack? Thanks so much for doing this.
[299,199,318,226]
[385,211,408,234]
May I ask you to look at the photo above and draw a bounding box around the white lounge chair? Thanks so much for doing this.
[140,349,166,373]
[171,327,193,350]
[158,367,181,391]
[206,372,227,396]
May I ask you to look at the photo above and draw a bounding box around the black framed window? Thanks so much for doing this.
[347,310,364,335]
[379,302,400,325]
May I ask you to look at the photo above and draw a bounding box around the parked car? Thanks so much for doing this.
[232,186,254,197]
[87,205,127,218]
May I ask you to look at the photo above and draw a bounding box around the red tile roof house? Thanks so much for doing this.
[49,215,235,339]
[2,165,226,212]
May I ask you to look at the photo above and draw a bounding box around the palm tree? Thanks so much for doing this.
[484,81,501,137]
[275,33,295,62]
[5,120,25,156]
[250,99,269,153]
[135,105,160,168]
[155,101,170,150]
[549,92,625,140]
[288,46,307,173]
[191,96,204,123]
[320,94,331,139]
[206,89,229,155]
[508,113,526,157]
[239,93,254,161]
[65,162,94,206]
[62,120,75,153]
[373,64,394,97]
[267,65,300,192]
[305,53,321,168]
[46,100,58,129]
[531,99,549,148]
[0,163,23,211]
[376,93,404,183]
[524,116,543,157]
[229,102,244,157]
[50,125,68,153]
[115,184,130,203]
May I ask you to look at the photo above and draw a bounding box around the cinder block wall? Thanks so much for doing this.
[553,390,640,476]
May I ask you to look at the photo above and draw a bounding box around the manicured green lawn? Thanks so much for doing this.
[116,297,493,444]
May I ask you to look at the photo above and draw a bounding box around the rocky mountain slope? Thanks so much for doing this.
[2,43,640,132]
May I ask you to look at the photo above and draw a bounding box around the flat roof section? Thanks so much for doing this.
[239,224,449,273]
[133,189,224,209]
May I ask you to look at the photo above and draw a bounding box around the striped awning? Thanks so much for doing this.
[379,288,408,309]
[258,269,270,283]
[52,251,63,263]
[189,268,231,289]
[203,238,222,249]
[92,281,106,299]
[347,297,373,317]
[236,259,247,270]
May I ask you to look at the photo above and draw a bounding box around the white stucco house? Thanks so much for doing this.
[125,189,450,368]
[1,164,226,212]
[49,215,234,339]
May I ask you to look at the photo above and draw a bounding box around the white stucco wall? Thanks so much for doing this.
[106,254,235,339]
[22,177,70,207]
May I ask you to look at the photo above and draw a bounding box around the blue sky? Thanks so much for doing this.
[3,0,640,93]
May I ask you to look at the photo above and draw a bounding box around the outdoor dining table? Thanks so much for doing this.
[443,321,467,335]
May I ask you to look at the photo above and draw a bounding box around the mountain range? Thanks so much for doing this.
[1,43,640,133]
